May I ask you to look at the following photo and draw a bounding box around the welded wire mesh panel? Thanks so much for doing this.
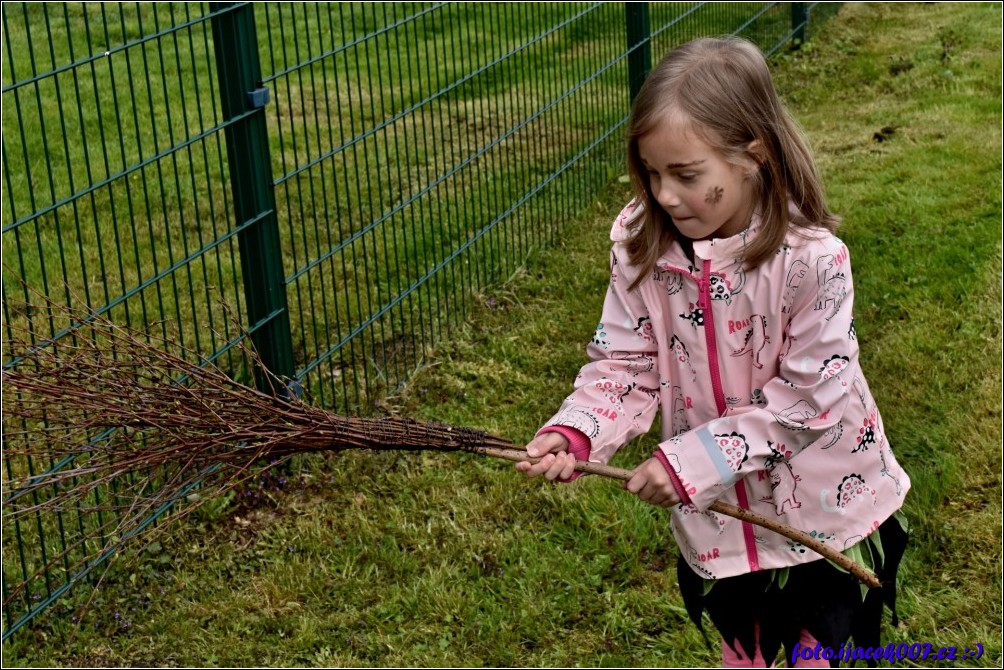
[258,2,632,412]
[649,2,788,56]
[2,2,248,636]
[650,2,841,58]
[256,2,835,414]
[2,0,841,639]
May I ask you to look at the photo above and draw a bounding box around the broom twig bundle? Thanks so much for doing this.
[2,298,881,608]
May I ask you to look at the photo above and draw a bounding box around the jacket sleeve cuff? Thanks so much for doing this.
[536,425,591,482]
[653,449,692,506]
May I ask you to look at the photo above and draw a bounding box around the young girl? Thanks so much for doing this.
[516,37,910,667]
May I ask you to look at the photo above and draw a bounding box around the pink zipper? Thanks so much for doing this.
[698,259,760,572]
[733,480,761,571]
[697,260,728,417]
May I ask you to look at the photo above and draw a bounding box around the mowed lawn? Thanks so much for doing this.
[3,2,1001,667]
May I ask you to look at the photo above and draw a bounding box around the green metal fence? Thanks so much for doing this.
[2,1,839,639]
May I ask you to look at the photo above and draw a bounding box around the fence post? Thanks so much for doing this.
[625,2,651,103]
[209,2,295,392]
[792,2,808,45]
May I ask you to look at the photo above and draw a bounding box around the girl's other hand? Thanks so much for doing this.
[626,457,681,508]
[514,432,576,481]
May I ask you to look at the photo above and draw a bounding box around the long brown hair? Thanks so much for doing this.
[624,37,839,288]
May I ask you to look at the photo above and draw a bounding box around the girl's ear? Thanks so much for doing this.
[742,139,765,177]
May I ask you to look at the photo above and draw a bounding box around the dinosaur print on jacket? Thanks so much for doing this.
[762,442,801,515]
[679,303,704,328]
[783,260,809,314]
[634,316,657,344]
[671,386,692,437]
[853,408,879,453]
[819,421,844,449]
[821,473,878,513]
[594,378,635,411]
[772,399,818,430]
[731,314,771,369]
[669,334,697,381]
[611,350,654,377]
[554,408,600,439]
[591,323,609,350]
[665,270,684,296]
[819,354,850,380]
[814,253,847,320]
[680,502,727,535]
[708,264,746,306]
[879,444,904,495]
[715,431,750,472]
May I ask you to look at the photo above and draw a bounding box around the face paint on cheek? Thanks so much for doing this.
[705,186,724,205]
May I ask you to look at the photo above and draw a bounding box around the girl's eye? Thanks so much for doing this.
[678,173,698,182]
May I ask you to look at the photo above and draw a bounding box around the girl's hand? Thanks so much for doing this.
[514,432,576,481]
[625,457,681,508]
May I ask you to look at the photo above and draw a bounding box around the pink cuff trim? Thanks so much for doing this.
[536,426,591,482]
[653,449,692,505]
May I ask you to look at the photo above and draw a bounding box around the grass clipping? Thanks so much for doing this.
[2,300,880,603]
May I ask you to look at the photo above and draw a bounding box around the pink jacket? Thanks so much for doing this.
[543,200,910,579]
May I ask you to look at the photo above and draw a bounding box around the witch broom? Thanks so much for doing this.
[2,300,881,616]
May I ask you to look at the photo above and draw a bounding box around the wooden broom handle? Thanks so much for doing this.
[473,445,881,589]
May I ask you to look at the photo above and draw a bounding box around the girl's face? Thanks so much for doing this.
[638,117,758,242]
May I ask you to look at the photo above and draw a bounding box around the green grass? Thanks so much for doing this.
[2,2,810,414]
[1,2,631,407]
[3,2,1002,666]
[2,3,806,635]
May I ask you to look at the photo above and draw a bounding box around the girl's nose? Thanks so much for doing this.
[655,181,681,209]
